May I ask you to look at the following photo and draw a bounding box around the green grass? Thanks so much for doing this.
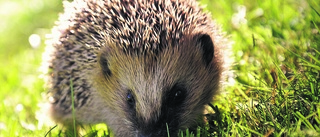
[0,0,319,136]
[0,0,62,136]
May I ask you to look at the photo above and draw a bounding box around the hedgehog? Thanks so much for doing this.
[41,0,231,136]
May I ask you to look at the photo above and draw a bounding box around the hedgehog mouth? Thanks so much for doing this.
[135,122,180,137]
[136,129,176,137]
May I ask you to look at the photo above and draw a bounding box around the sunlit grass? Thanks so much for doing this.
[0,0,62,136]
[0,0,319,136]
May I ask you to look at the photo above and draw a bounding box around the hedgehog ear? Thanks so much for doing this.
[196,34,214,66]
[99,50,112,77]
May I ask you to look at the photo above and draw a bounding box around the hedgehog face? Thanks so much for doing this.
[94,33,221,136]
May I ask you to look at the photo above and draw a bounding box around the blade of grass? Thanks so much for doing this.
[44,125,58,137]
[310,5,320,17]
[301,63,320,70]
[70,79,77,137]
[237,124,264,136]
[294,112,316,130]
[166,123,170,137]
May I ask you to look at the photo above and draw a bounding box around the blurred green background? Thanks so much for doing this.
[0,0,63,136]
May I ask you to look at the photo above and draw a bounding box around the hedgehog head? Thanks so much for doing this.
[93,31,222,136]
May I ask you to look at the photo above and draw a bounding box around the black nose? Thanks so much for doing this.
[138,132,170,137]
[138,134,151,137]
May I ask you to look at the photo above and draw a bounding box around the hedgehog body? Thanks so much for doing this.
[42,0,230,136]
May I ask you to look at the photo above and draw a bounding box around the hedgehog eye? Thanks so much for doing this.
[126,91,135,108]
[174,90,182,98]
[169,85,186,106]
